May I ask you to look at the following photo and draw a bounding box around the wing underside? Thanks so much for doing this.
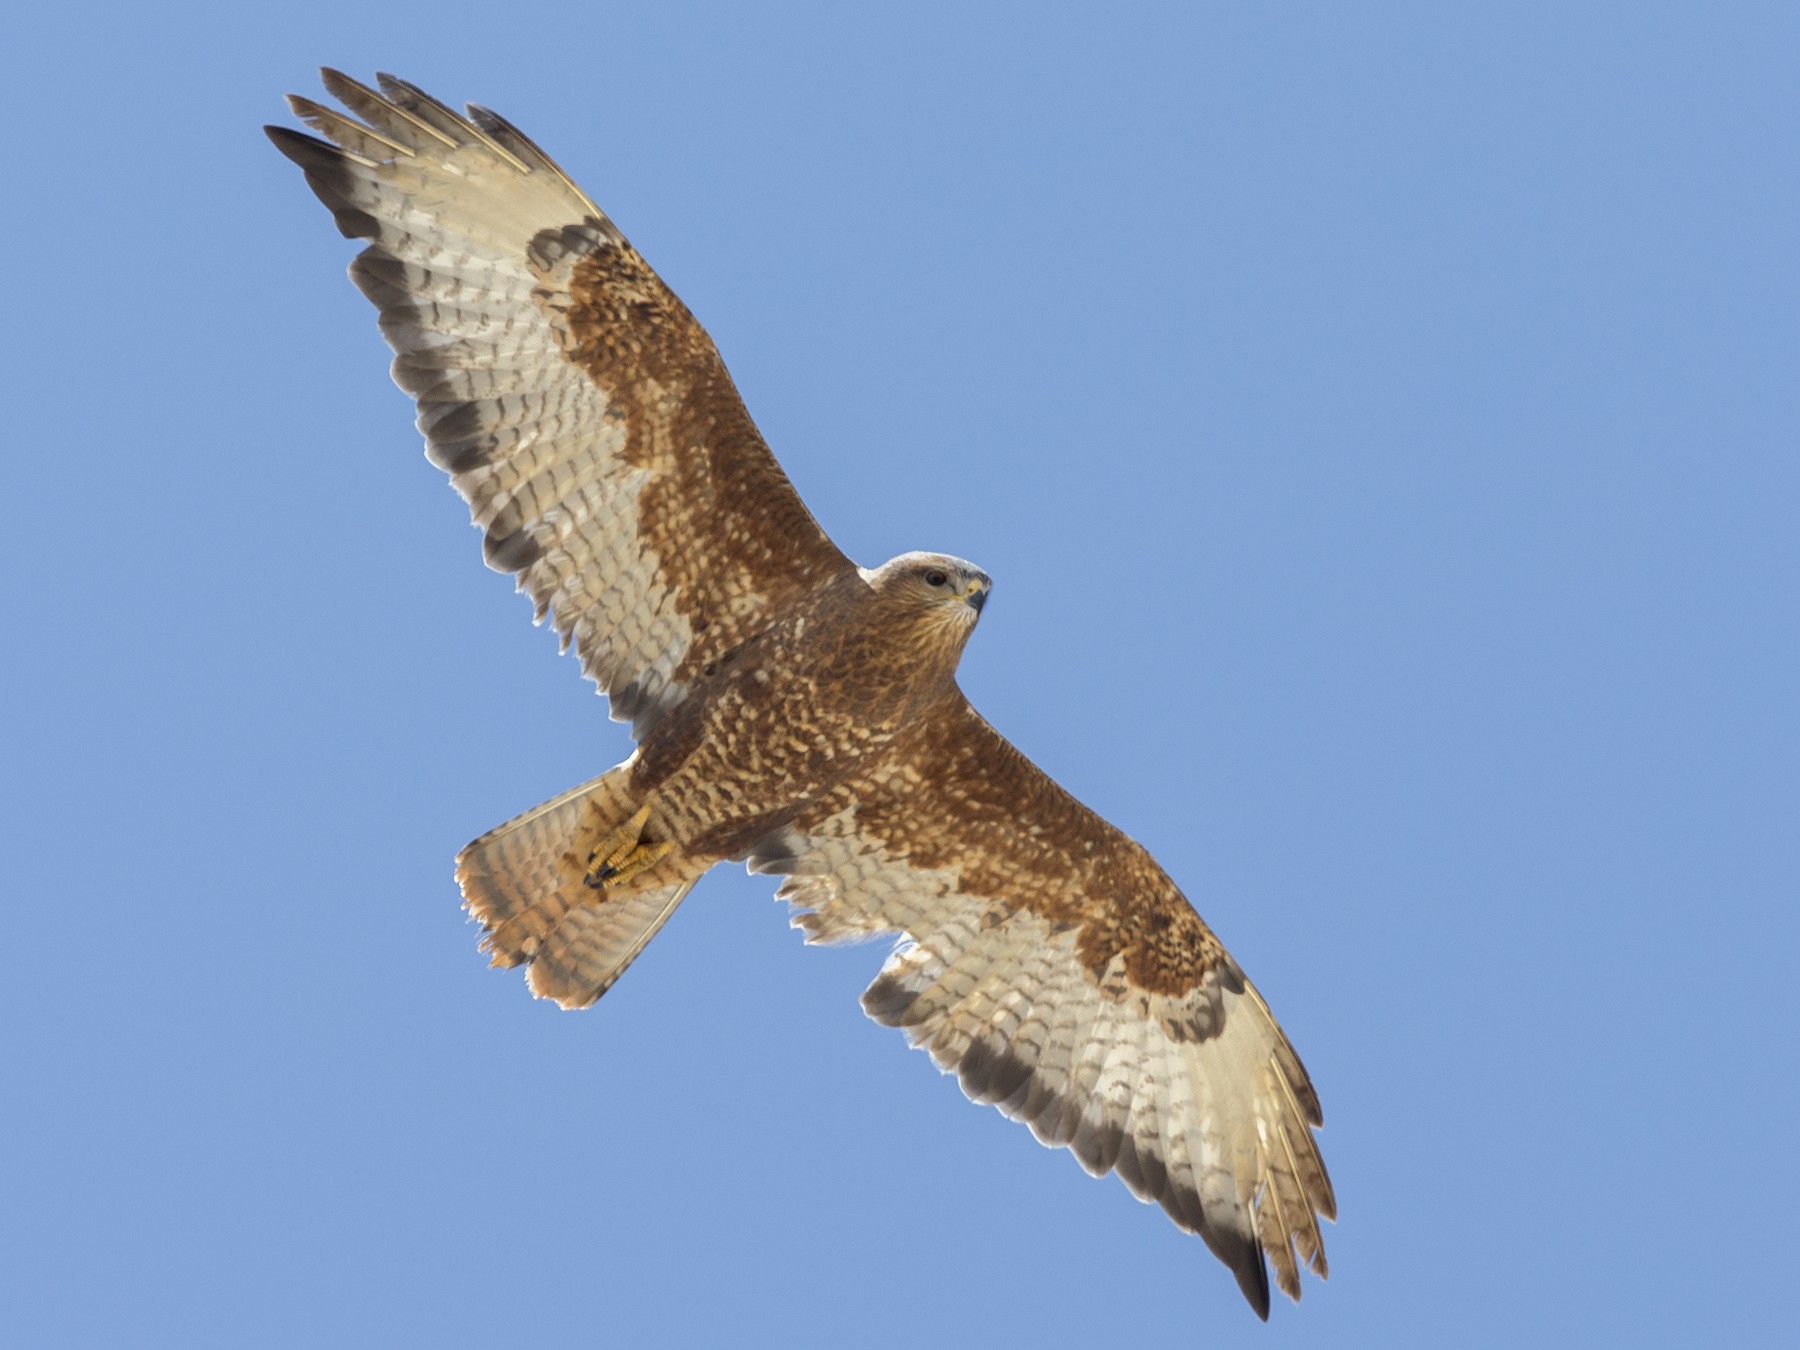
[749,694,1334,1316]
[268,70,853,736]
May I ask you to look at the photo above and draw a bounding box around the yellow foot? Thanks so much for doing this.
[583,805,672,890]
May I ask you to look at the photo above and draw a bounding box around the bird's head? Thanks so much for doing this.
[862,551,992,645]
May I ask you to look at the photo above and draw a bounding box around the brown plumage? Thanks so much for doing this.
[268,70,1334,1318]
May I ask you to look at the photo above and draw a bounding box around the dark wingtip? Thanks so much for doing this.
[861,971,920,1025]
[1236,1247,1272,1320]
[263,123,325,164]
[264,124,356,183]
[1198,1219,1271,1320]
[1245,1252,1274,1324]
[482,526,544,573]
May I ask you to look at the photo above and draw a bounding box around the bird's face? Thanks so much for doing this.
[865,552,993,633]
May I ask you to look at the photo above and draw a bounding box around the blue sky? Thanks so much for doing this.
[5,3,1795,1345]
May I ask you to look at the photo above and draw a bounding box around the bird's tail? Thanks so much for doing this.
[456,761,707,1008]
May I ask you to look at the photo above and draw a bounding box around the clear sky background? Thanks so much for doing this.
[5,3,1795,1346]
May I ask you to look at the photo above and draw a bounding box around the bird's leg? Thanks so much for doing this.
[583,804,672,890]
[588,805,652,878]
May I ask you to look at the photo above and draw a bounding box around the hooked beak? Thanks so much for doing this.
[964,579,991,615]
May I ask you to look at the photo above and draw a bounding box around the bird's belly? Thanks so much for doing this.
[632,670,901,862]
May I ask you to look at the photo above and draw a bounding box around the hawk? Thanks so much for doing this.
[268,70,1334,1317]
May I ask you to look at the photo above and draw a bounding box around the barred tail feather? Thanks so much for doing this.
[455,761,705,1008]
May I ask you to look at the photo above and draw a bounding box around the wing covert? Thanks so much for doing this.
[268,71,854,735]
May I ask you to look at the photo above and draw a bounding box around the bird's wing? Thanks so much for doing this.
[748,692,1333,1317]
[267,71,855,735]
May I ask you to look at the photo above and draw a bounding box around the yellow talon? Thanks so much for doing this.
[583,805,667,889]
[603,839,672,888]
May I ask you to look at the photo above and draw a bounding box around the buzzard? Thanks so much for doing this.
[268,71,1334,1317]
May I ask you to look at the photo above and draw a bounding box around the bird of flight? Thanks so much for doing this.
[267,70,1333,1317]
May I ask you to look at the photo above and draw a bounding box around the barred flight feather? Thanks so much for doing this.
[267,71,853,739]
[770,703,1334,1319]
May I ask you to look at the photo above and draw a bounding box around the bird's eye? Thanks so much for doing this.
[924,569,949,587]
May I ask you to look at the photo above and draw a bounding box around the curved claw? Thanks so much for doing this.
[583,805,669,889]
